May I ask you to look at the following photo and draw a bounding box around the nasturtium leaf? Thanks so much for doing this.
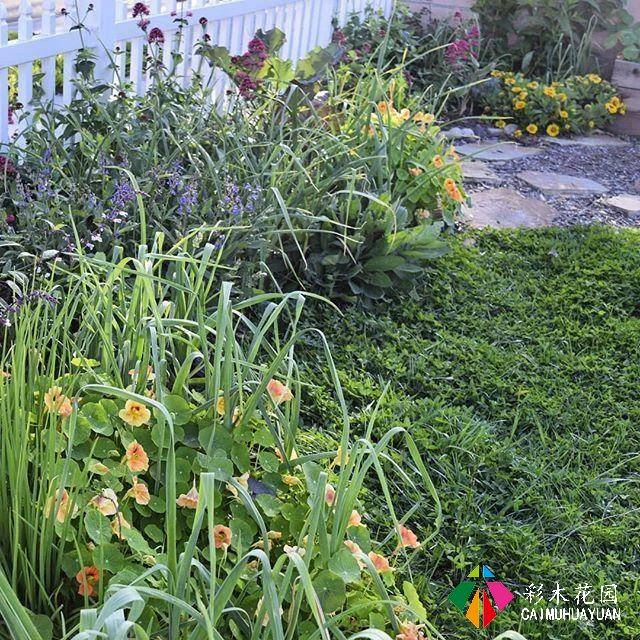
[84,510,112,545]
[122,527,153,555]
[92,543,127,572]
[145,524,164,543]
[80,402,114,435]
[258,451,280,473]
[197,450,233,479]
[256,494,281,518]
[230,518,255,552]
[231,442,250,473]
[328,547,361,584]
[313,570,346,613]
[403,581,427,621]
[252,424,275,447]
[92,437,118,459]
[163,394,192,425]
[198,425,233,452]
[347,525,371,553]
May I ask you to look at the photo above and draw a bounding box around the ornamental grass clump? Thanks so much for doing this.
[0,238,441,640]
[481,71,625,137]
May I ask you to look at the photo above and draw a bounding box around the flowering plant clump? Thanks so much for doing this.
[481,71,625,137]
[365,100,466,224]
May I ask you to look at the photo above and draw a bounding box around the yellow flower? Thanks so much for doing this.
[505,77,516,85]
[526,124,538,135]
[511,86,522,93]
[559,110,568,119]
[490,70,503,77]
[216,395,240,424]
[605,102,618,114]
[514,129,523,138]
[611,96,620,107]
[557,92,568,102]
[527,81,539,89]
[332,446,350,467]
[495,120,506,129]
[543,87,556,97]
[514,101,526,110]
[620,104,627,115]
[282,474,301,487]
[588,120,595,128]
[413,111,435,125]
[518,91,528,100]
[111,513,131,540]
[546,123,560,137]
[588,73,602,84]
[118,400,151,427]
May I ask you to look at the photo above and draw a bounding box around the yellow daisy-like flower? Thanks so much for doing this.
[511,86,522,93]
[495,120,506,129]
[588,120,595,128]
[514,101,526,110]
[526,124,538,135]
[518,91,528,100]
[491,70,503,77]
[514,129,523,138]
[546,123,560,137]
[588,73,602,84]
[543,87,556,98]
[605,102,618,114]
[527,81,539,89]
[610,96,621,107]
[118,400,151,427]
[559,110,568,119]
[505,77,516,85]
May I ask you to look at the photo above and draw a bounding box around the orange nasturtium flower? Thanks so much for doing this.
[111,513,132,540]
[325,483,336,506]
[348,510,364,528]
[45,488,78,523]
[213,524,232,549]
[118,399,151,426]
[176,483,199,509]
[396,524,420,549]
[444,178,463,203]
[368,551,394,573]
[90,488,119,516]
[76,566,100,597]
[44,386,74,418]
[126,476,150,505]
[266,379,293,405]
[432,155,444,168]
[124,440,149,473]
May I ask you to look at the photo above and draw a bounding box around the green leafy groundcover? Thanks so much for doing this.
[301,225,640,640]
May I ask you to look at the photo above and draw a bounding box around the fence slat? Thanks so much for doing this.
[0,0,395,130]
[0,3,9,144]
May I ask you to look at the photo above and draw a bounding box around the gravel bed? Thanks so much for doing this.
[462,135,640,227]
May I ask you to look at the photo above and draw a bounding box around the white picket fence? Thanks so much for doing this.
[0,0,394,145]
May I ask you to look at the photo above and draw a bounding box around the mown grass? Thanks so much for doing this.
[300,225,640,639]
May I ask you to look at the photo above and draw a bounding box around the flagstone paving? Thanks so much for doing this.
[460,134,640,228]
[516,171,607,196]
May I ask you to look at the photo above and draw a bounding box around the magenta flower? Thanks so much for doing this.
[132,2,150,18]
[148,27,165,44]
[0,156,16,176]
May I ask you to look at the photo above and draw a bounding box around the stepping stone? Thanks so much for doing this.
[517,171,607,196]
[456,142,543,161]
[463,188,557,229]
[602,194,640,215]
[542,134,630,147]
[461,161,501,183]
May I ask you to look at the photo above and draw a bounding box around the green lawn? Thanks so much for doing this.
[301,225,640,639]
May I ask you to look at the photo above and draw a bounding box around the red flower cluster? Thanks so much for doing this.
[445,24,479,68]
[230,38,268,99]
[0,155,16,177]
[148,27,165,44]
[132,2,150,18]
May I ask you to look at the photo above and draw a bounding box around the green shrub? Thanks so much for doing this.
[480,70,625,136]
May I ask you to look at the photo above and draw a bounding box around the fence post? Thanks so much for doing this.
[85,0,117,88]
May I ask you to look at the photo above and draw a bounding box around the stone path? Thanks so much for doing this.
[459,133,640,228]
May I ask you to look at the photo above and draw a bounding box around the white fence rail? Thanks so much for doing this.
[0,0,393,144]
